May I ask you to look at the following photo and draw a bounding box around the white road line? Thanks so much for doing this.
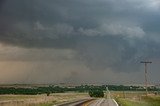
[97,98,105,106]
[112,99,119,106]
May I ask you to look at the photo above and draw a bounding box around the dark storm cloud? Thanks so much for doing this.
[0,0,5,8]
[1,0,160,73]
[76,36,148,72]
[0,0,146,47]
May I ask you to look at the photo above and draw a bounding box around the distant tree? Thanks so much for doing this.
[89,89,104,97]
[46,92,50,96]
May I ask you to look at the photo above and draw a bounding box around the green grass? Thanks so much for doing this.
[116,98,150,106]
[116,96,160,106]
[142,96,160,106]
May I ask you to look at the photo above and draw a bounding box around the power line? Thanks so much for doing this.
[140,61,152,96]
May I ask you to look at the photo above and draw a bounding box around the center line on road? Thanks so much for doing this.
[96,98,105,106]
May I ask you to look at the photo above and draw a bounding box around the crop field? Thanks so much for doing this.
[0,93,89,106]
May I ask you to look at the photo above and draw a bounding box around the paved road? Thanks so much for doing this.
[87,87,118,106]
[56,99,94,106]
[56,98,118,106]
[88,98,118,106]
[56,88,118,106]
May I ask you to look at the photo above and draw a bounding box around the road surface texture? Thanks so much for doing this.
[56,98,118,106]
[56,88,118,106]
[56,99,94,106]
[88,98,118,106]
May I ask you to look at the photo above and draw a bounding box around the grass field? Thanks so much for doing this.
[113,91,160,106]
[0,91,159,106]
[116,98,149,106]
[0,93,89,106]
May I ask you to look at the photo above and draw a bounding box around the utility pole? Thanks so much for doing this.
[140,61,152,96]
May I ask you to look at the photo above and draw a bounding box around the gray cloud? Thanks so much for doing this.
[0,0,160,84]
[78,23,145,38]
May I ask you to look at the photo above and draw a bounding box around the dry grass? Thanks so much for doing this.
[111,91,146,99]
[0,93,89,106]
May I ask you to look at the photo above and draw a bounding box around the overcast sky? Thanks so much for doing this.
[0,0,160,84]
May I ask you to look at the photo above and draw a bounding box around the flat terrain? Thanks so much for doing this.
[88,98,118,106]
[114,92,160,106]
[120,96,160,106]
[0,93,89,106]
[0,91,159,106]
[56,98,118,106]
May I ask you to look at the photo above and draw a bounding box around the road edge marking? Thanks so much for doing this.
[112,99,119,106]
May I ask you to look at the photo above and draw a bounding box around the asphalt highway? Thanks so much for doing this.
[56,99,94,106]
[88,98,118,106]
[56,98,118,106]
[56,88,118,106]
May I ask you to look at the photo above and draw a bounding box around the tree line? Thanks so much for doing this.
[0,85,159,95]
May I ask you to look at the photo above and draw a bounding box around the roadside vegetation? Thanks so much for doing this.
[89,89,104,97]
[0,93,88,106]
[0,84,159,95]
[116,95,160,106]
[0,84,159,106]
[116,98,149,106]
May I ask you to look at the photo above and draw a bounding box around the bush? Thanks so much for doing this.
[89,89,104,97]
